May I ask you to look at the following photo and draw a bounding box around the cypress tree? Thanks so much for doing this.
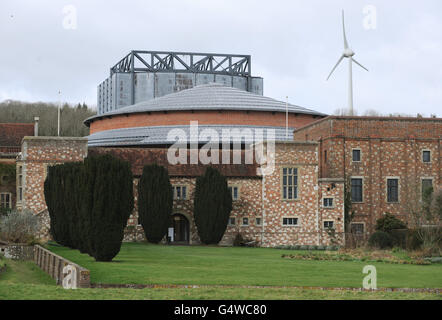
[88,155,134,261]
[193,167,232,244]
[138,164,173,243]
[44,154,134,261]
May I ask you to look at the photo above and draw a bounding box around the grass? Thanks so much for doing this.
[46,242,442,289]
[0,259,440,300]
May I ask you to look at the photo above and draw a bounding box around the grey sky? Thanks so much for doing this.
[1,0,441,116]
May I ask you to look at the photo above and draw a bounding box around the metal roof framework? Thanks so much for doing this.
[110,51,252,77]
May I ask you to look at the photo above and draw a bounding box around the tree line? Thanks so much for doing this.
[44,155,233,262]
[0,100,96,137]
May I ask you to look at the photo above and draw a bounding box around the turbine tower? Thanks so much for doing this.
[326,10,368,116]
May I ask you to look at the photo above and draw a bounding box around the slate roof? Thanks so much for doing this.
[87,125,294,147]
[85,83,326,125]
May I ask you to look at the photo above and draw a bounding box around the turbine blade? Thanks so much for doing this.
[342,10,349,49]
[352,58,369,72]
[326,55,345,80]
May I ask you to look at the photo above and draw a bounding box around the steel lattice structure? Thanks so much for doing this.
[110,51,252,76]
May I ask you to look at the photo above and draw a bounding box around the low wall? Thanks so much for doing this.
[0,244,34,260]
[34,245,90,288]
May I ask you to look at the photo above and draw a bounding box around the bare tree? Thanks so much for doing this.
[333,108,359,116]
[405,181,441,252]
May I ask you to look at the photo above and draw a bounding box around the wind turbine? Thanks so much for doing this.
[326,10,368,116]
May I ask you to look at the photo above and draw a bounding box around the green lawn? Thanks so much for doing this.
[46,242,442,289]
[0,259,440,300]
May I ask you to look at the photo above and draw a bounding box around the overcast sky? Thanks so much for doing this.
[1,0,441,116]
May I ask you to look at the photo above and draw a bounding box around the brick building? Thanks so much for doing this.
[293,116,442,237]
[17,137,345,247]
[88,142,345,246]
[9,52,437,247]
[0,123,35,211]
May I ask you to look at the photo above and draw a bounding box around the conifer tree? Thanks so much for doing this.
[44,154,134,262]
[138,164,173,243]
[193,167,232,244]
[87,155,134,261]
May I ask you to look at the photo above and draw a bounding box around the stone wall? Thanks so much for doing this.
[34,245,90,288]
[258,141,345,247]
[318,178,345,245]
[17,137,88,239]
[0,244,34,260]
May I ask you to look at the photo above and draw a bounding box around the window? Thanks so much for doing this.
[17,165,23,202]
[228,217,236,226]
[422,179,433,195]
[324,150,327,163]
[323,198,334,207]
[386,179,399,203]
[228,186,239,201]
[324,221,334,229]
[282,217,298,226]
[422,150,431,163]
[351,223,364,234]
[0,193,11,209]
[352,149,361,162]
[351,178,363,202]
[255,217,262,226]
[173,185,187,200]
[242,217,249,226]
[282,168,298,200]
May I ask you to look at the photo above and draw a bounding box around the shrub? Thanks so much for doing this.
[138,164,173,244]
[375,213,407,233]
[390,229,408,248]
[406,229,422,250]
[0,210,39,244]
[368,231,394,249]
[193,167,232,244]
[44,154,134,262]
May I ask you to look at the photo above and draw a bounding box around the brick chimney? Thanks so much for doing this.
[34,117,39,137]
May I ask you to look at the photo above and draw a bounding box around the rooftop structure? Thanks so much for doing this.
[97,51,264,115]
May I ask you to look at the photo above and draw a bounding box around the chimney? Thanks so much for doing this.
[34,117,39,136]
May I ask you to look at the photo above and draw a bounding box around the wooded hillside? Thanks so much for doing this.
[0,100,96,137]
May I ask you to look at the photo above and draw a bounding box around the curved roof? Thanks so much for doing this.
[85,83,326,125]
[87,124,295,147]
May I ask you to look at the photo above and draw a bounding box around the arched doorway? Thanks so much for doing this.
[169,214,190,244]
